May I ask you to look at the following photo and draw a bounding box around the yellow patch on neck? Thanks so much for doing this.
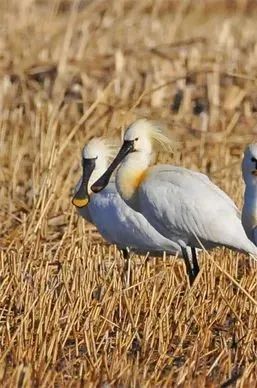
[132,169,149,189]
[118,168,149,201]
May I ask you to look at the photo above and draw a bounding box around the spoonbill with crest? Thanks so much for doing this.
[91,119,257,284]
[72,137,184,267]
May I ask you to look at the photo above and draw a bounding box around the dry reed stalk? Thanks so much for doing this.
[1,0,257,386]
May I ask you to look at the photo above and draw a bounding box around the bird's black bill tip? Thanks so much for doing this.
[91,184,103,193]
[91,174,110,193]
[72,184,90,208]
[72,195,90,208]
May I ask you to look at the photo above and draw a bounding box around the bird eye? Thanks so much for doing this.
[135,137,139,141]
[251,157,257,162]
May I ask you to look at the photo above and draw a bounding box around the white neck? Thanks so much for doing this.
[115,151,152,210]
[89,159,109,194]
[242,179,257,244]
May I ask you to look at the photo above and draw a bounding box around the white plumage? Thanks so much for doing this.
[73,137,182,257]
[92,119,257,283]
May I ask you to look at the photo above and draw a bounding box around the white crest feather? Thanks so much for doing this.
[127,118,174,153]
[83,137,118,161]
[149,120,174,153]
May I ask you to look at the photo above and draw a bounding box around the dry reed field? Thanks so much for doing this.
[2,0,257,386]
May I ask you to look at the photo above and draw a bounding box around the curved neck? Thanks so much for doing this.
[115,151,151,210]
[89,159,109,195]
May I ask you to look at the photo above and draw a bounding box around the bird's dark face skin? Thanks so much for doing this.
[251,156,257,176]
[91,140,135,193]
[72,157,96,208]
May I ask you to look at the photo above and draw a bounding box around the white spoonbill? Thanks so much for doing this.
[72,137,184,263]
[91,119,257,284]
[242,144,257,245]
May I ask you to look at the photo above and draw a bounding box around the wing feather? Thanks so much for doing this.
[139,165,242,249]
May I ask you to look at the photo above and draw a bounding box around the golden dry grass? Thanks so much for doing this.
[2,0,257,386]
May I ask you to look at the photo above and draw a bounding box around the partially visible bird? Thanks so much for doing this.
[72,137,183,264]
[242,144,257,246]
[91,119,257,284]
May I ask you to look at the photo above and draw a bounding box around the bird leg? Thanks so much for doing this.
[181,247,197,286]
[121,247,131,287]
[191,247,200,279]
[122,247,130,261]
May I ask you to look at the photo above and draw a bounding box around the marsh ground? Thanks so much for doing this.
[1,0,257,386]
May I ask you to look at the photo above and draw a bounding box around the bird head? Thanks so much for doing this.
[72,137,116,208]
[242,144,257,185]
[91,119,173,193]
